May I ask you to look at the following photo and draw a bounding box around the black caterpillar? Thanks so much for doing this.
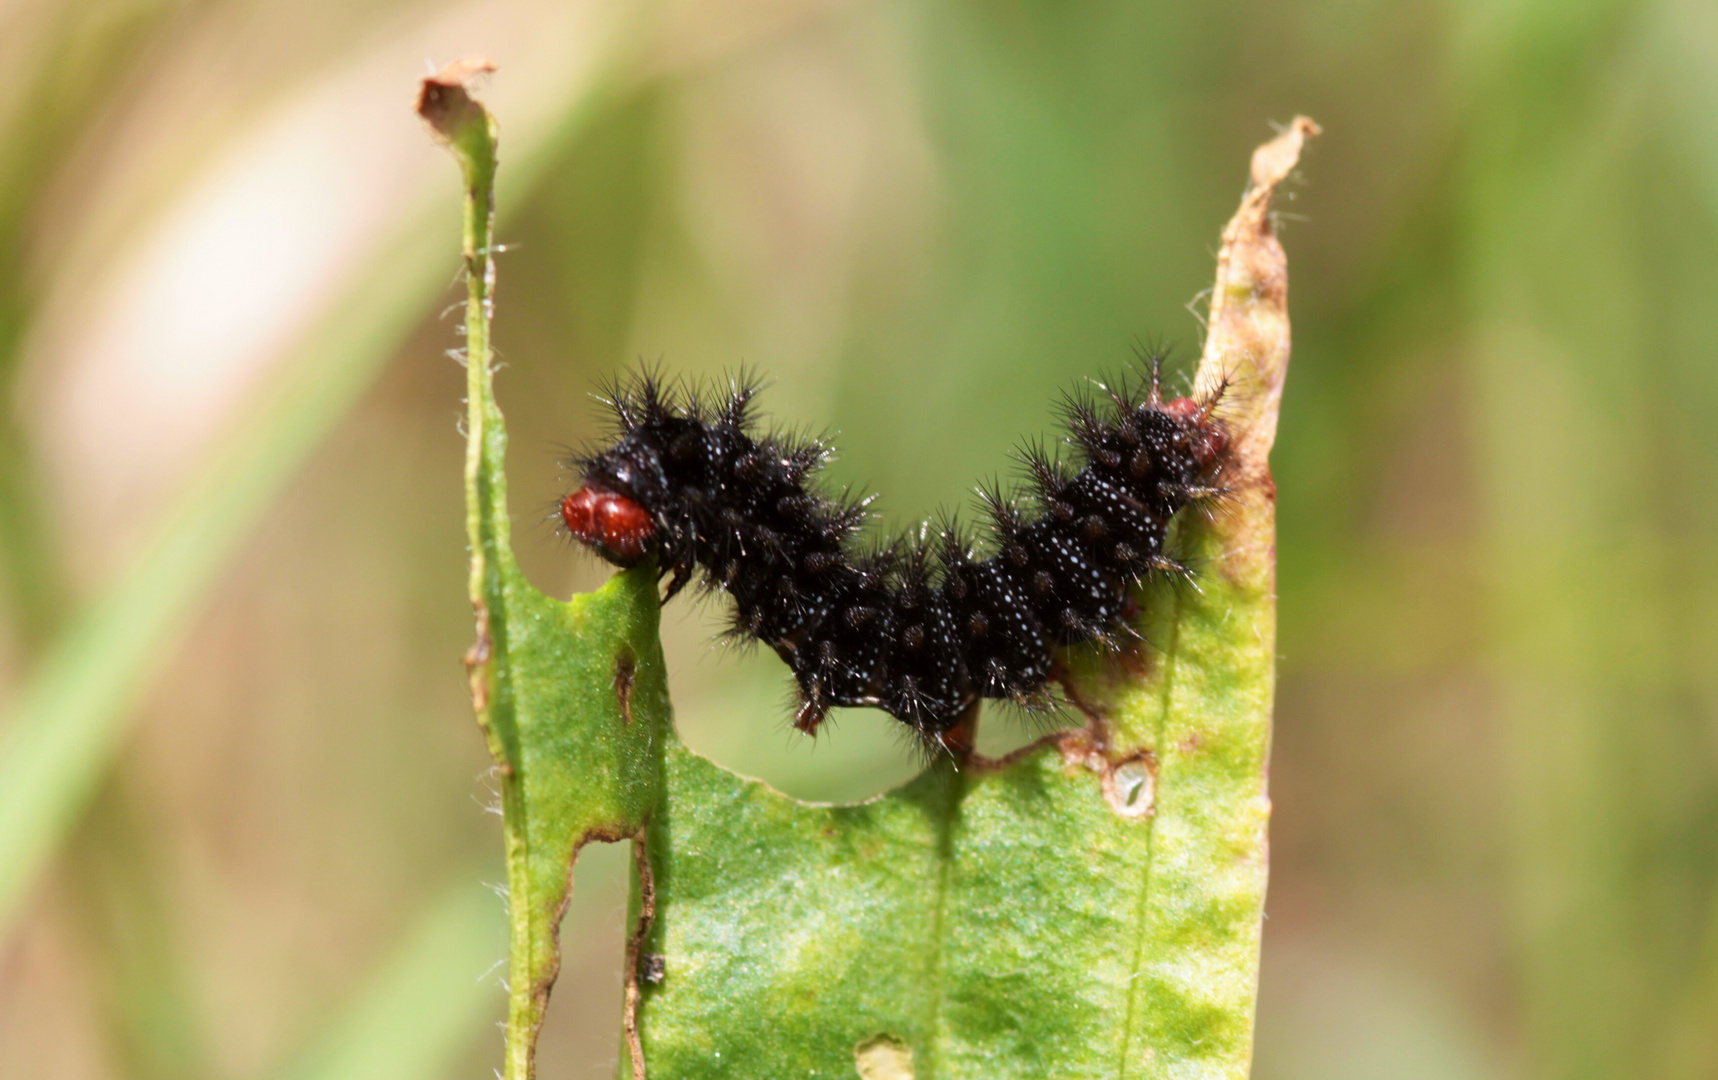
[560,363,1229,754]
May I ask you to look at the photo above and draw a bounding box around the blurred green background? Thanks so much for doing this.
[1,0,1716,1076]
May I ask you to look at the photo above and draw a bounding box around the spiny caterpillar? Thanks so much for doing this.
[561,362,1229,755]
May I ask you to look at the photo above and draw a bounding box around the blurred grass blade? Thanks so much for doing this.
[0,217,443,939]
[0,29,642,943]
[70,782,218,1080]
[0,0,186,646]
[273,882,504,1080]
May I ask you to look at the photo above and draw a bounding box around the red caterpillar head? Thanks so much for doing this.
[561,486,656,564]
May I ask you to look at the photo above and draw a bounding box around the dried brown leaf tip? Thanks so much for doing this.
[416,57,496,142]
[1196,115,1319,488]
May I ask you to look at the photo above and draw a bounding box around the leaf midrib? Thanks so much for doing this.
[1114,586,1185,1080]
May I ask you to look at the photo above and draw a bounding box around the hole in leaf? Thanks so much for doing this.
[534,842,630,1076]
[662,603,922,802]
[1104,756,1156,818]
[854,1035,915,1079]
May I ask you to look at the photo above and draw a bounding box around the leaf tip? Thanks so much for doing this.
[1197,115,1318,487]
[416,56,497,149]
[1248,115,1320,194]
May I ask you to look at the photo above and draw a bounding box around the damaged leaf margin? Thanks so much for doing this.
[421,62,669,1080]
[426,58,1313,1078]
[1061,113,1316,1077]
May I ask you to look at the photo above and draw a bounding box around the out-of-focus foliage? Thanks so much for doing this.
[0,0,1716,1077]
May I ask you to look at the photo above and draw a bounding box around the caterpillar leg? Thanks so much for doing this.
[930,721,974,760]
[922,698,979,762]
[661,564,693,604]
[793,696,827,737]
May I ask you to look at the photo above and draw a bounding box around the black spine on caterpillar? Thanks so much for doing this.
[560,363,1229,754]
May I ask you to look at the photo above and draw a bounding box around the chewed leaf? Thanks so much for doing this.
[426,61,673,1080]
[629,118,1311,1079]
[430,57,1310,1079]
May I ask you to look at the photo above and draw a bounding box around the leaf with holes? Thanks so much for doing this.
[426,59,1310,1080]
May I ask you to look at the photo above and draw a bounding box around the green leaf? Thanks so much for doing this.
[433,64,1310,1077]
[632,120,1313,1080]
[422,61,672,1080]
